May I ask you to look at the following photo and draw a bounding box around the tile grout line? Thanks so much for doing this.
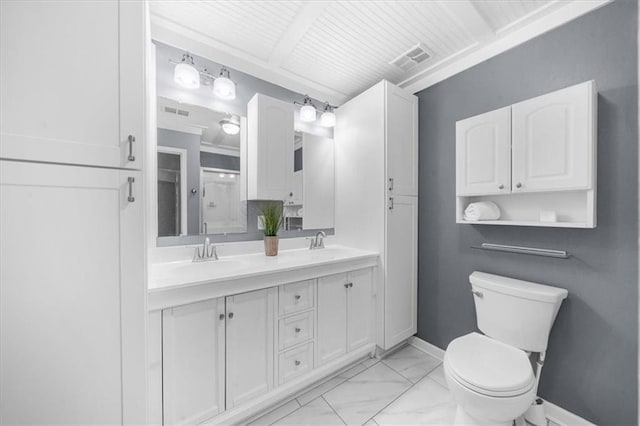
[321,395,348,426]
[380,358,442,384]
[264,400,301,426]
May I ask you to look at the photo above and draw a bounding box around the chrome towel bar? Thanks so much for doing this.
[472,243,569,259]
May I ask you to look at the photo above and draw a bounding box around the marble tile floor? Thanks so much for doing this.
[250,344,454,426]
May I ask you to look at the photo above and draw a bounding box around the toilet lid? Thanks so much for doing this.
[445,333,534,396]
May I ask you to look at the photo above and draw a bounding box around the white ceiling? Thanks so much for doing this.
[150,0,609,105]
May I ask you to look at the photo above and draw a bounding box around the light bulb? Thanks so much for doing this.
[300,104,316,122]
[221,121,240,135]
[174,53,200,89]
[213,67,236,100]
[321,110,336,127]
[219,173,225,178]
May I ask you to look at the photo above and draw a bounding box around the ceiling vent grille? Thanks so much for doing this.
[390,43,431,72]
[163,106,190,117]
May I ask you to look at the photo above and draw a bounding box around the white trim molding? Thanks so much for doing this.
[408,336,595,426]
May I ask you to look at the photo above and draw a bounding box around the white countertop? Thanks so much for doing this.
[148,245,379,310]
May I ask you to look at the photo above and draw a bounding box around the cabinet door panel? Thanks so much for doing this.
[0,161,145,424]
[162,299,226,425]
[347,268,375,351]
[456,107,511,196]
[386,82,419,196]
[385,196,418,348]
[512,81,595,192]
[226,289,275,408]
[317,274,348,365]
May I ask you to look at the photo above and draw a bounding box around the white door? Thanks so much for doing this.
[226,289,275,408]
[386,82,419,196]
[0,161,146,425]
[456,106,512,196]
[303,133,335,229]
[316,274,348,365]
[347,268,375,351]
[0,0,144,169]
[385,195,418,349]
[511,81,596,193]
[162,299,226,425]
[247,94,294,200]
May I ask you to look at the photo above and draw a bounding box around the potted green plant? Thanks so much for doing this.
[260,203,284,256]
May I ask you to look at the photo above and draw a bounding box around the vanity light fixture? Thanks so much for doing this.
[294,96,338,127]
[173,52,200,89]
[171,53,237,100]
[320,102,336,127]
[219,115,241,135]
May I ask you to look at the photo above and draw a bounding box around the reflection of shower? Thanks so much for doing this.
[157,151,183,237]
[200,167,246,234]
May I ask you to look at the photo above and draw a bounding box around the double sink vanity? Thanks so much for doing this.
[147,242,380,424]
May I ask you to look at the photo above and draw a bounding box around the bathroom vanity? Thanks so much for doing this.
[147,246,379,424]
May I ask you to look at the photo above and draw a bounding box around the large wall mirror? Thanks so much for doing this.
[153,42,335,246]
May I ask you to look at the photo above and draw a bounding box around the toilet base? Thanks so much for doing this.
[454,405,513,426]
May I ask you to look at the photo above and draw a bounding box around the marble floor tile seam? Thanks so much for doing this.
[321,395,348,426]
[380,357,442,384]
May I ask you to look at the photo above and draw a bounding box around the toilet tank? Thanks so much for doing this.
[470,271,568,352]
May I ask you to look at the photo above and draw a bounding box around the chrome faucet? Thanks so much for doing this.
[308,231,326,250]
[193,237,218,262]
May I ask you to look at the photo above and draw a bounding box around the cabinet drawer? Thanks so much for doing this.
[278,342,314,385]
[278,311,314,351]
[279,280,314,316]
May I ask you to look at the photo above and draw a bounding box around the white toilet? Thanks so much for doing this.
[444,271,568,426]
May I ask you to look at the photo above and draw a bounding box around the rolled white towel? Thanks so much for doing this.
[464,201,501,221]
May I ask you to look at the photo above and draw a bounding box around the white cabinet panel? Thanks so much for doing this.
[279,311,314,351]
[317,274,348,365]
[347,269,375,351]
[247,94,294,200]
[386,82,419,196]
[456,106,512,196]
[0,0,144,169]
[163,299,226,425]
[512,81,595,193]
[279,280,315,316]
[303,134,335,229]
[226,289,275,408]
[278,342,314,385]
[0,161,145,425]
[385,196,418,348]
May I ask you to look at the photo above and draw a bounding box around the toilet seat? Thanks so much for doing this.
[444,333,535,398]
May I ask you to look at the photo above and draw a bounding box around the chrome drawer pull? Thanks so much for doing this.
[127,177,135,202]
[295,327,301,333]
[294,360,301,366]
[294,295,301,300]
[127,135,135,162]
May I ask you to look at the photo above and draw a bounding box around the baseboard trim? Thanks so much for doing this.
[408,336,595,426]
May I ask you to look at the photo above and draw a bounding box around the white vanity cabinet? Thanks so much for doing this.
[247,93,295,200]
[0,161,145,425]
[0,0,145,169]
[455,80,597,228]
[335,80,418,349]
[317,269,375,365]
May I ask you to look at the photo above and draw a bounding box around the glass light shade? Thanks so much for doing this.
[300,104,316,122]
[220,120,240,135]
[174,62,200,89]
[321,110,336,127]
[213,76,236,100]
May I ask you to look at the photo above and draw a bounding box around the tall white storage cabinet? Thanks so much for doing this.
[335,80,418,350]
[0,1,147,424]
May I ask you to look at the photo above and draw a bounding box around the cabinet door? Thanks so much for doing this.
[316,274,348,365]
[303,133,335,229]
[226,289,275,408]
[347,268,375,351]
[0,161,145,424]
[386,82,419,196]
[162,299,226,425]
[0,0,144,169]
[512,81,595,193]
[385,195,418,349]
[247,94,294,200]
[456,107,511,196]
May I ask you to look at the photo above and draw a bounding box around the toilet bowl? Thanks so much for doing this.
[444,272,568,425]
[444,333,536,425]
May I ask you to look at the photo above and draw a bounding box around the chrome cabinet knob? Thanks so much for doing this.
[295,327,301,333]
[219,314,225,320]
[294,294,301,300]
[228,312,234,319]
[498,184,504,190]
[295,360,301,366]
[516,182,522,188]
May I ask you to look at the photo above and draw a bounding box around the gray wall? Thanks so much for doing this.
[416,1,637,424]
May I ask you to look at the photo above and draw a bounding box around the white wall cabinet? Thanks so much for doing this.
[455,80,597,228]
[456,107,511,196]
[247,93,295,200]
[0,0,145,169]
[0,161,145,425]
[335,80,418,349]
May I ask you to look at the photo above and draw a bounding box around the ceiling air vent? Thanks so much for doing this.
[162,106,190,117]
[390,43,431,72]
